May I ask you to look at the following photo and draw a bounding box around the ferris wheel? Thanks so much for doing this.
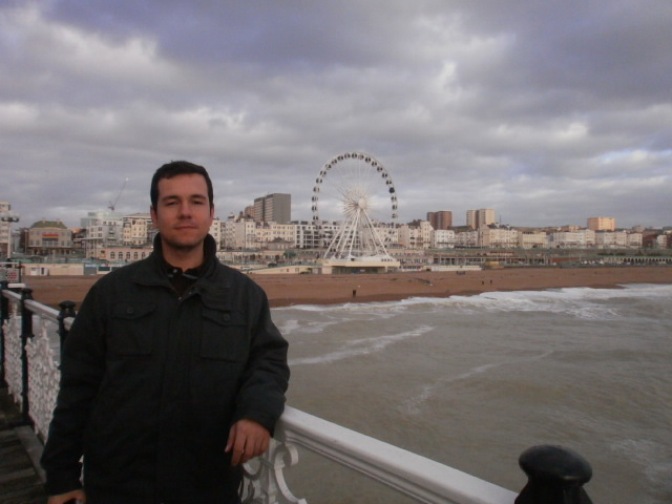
[311,152,399,260]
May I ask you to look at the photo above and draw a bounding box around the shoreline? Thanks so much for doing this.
[19,266,672,309]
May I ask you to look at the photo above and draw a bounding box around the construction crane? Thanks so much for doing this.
[108,178,129,212]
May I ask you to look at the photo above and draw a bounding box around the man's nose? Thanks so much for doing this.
[178,202,192,216]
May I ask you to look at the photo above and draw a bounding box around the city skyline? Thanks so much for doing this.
[1,2,670,229]
[6,196,669,233]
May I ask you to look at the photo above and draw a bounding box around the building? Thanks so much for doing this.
[478,227,519,248]
[0,201,20,258]
[587,217,616,231]
[252,193,291,224]
[399,221,433,249]
[549,229,595,248]
[466,208,496,229]
[122,213,153,246]
[426,211,452,230]
[431,229,456,249]
[81,211,124,258]
[26,220,74,256]
[519,231,548,249]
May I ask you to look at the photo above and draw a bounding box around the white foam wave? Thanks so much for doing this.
[288,325,434,366]
[401,350,553,416]
[611,438,672,496]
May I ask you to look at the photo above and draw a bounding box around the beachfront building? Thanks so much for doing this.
[595,231,628,249]
[455,230,479,248]
[222,217,257,249]
[627,232,643,248]
[519,231,549,249]
[100,245,153,263]
[293,221,319,249]
[398,221,432,249]
[549,229,595,248]
[252,222,296,249]
[478,227,519,248]
[431,229,456,249]
[654,233,670,249]
[26,220,74,256]
[375,223,401,249]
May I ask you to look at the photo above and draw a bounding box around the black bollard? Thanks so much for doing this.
[516,445,594,504]
[57,300,77,365]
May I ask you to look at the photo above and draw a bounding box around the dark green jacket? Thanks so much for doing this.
[41,236,290,503]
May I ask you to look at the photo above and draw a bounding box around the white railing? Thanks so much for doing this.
[241,406,517,504]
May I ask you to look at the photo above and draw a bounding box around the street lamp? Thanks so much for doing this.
[1,211,20,259]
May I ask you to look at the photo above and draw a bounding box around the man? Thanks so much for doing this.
[41,161,290,503]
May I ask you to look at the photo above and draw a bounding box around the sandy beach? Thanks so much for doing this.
[18,266,672,309]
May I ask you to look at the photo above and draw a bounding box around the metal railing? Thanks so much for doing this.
[1,281,594,504]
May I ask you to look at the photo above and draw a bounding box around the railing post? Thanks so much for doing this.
[516,445,593,504]
[20,287,34,425]
[1,279,8,385]
[57,300,77,364]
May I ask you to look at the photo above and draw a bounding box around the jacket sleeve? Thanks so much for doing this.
[40,282,108,495]
[232,284,290,434]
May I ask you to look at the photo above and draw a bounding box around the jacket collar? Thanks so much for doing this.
[131,234,220,290]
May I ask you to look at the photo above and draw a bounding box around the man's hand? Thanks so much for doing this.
[47,488,86,504]
[225,419,270,466]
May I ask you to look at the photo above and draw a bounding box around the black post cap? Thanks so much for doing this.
[516,445,593,504]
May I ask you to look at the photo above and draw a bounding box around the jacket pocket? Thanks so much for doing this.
[108,302,156,356]
[199,308,249,363]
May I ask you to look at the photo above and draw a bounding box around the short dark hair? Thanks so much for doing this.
[151,161,214,209]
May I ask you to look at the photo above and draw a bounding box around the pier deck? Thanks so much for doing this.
[0,386,46,504]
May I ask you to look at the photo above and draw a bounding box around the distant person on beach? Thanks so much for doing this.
[41,161,290,504]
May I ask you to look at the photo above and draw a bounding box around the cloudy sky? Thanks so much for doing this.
[1,0,670,230]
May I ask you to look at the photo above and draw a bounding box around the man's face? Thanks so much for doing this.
[150,173,214,251]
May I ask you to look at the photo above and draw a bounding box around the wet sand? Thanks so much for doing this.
[19,266,672,309]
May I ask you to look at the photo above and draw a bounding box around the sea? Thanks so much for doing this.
[272,283,672,504]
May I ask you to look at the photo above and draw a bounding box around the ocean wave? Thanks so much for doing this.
[288,324,434,366]
[401,350,554,416]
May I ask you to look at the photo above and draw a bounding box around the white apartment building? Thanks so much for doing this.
[399,221,432,249]
[455,230,479,248]
[253,222,296,249]
[519,232,549,249]
[627,233,643,248]
[595,231,628,249]
[221,218,256,249]
[431,229,456,249]
[478,227,519,248]
[549,229,595,248]
[294,222,319,249]
[375,224,401,249]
